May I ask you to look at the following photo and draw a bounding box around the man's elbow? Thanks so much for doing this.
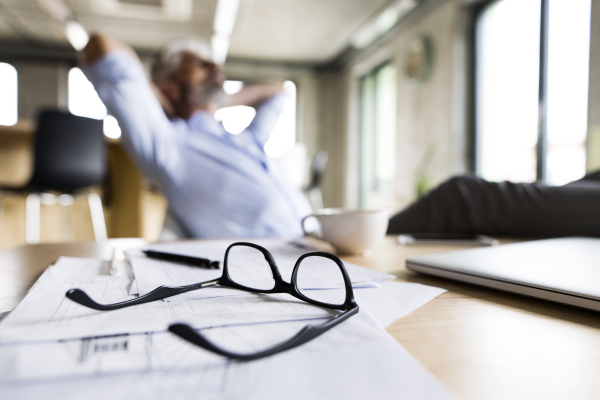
[83,33,137,65]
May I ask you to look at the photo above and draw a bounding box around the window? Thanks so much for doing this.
[216,80,297,158]
[215,105,257,135]
[68,67,121,139]
[264,81,297,159]
[215,80,256,135]
[0,63,18,126]
[360,63,397,209]
[545,0,591,185]
[476,0,591,185]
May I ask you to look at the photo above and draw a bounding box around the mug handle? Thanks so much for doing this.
[301,214,322,239]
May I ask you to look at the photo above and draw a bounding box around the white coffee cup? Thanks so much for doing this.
[301,209,389,255]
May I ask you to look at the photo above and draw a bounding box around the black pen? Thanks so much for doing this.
[142,250,221,269]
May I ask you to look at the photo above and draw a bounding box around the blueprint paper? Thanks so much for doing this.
[0,249,451,399]
[0,257,335,343]
[0,280,446,384]
[0,300,454,400]
[129,239,393,302]
[0,317,369,383]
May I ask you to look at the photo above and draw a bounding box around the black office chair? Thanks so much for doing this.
[303,151,329,211]
[0,110,107,244]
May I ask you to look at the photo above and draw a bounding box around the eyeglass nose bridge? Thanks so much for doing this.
[273,279,292,291]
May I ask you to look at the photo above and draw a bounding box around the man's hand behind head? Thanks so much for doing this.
[81,33,176,118]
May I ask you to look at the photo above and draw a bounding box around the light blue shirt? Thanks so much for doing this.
[84,51,312,238]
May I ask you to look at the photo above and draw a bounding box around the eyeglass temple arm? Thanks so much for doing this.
[169,305,359,361]
[65,279,221,311]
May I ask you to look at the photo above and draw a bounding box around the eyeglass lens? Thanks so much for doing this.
[226,244,275,290]
[296,255,347,306]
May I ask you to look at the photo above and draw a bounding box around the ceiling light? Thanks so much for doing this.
[65,21,89,51]
[213,0,239,36]
[37,0,71,21]
[90,0,192,21]
[211,33,230,65]
[211,0,240,64]
[351,0,418,49]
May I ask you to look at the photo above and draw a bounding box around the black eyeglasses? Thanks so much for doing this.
[65,242,359,361]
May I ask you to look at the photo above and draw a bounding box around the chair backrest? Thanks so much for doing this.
[28,110,106,193]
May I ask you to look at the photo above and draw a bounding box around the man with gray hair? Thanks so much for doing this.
[82,33,311,238]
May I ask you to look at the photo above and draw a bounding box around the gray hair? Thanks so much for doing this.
[151,39,213,84]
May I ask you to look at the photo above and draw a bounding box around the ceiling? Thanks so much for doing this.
[0,0,392,64]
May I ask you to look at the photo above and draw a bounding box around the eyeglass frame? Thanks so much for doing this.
[66,242,359,361]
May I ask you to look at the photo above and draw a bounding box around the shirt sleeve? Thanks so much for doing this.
[243,92,286,148]
[82,50,180,182]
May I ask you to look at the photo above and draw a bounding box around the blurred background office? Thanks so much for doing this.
[0,0,599,250]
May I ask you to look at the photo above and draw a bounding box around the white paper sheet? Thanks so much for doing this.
[0,301,454,400]
[0,247,451,399]
[355,281,447,328]
[128,279,138,295]
[0,278,446,384]
[0,257,336,343]
[129,239,394,302]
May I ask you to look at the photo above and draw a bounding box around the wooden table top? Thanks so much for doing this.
[1,236,599,400]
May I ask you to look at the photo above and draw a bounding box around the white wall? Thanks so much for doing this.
[317,0,468,211]
[318,0,600,212]
[12,61,70,121]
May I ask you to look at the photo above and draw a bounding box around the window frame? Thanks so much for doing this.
[358,60,397,209]
[471,0,579,183]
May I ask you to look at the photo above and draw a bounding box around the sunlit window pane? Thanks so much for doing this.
[216,81,256,135]
[546,0,591,185]
[223,80,243,95]
[375,65,396,185]
[215,105,256,134]
[361,73,376,208]
[103,115,122,139]
[68,67,107,120]
[0,63,18,126]
[476,0,541,183]
[360,63,397,209]
[216,80,297,158]
[69,67,121,138]
[264,81,296,158]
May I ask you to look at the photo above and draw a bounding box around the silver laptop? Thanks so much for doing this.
[406,237,600,312]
